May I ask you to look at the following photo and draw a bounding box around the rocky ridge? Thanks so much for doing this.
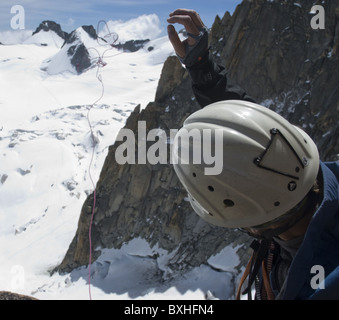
[57,56,252,275]
[32,20,69,41]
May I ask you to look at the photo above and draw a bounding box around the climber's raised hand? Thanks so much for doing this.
[167,9,208,67]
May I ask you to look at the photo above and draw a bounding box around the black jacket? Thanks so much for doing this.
[186,51,255,107]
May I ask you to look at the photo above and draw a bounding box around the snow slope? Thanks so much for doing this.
[0,15,243,300]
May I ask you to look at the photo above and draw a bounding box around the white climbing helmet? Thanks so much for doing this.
[172,100,320,228]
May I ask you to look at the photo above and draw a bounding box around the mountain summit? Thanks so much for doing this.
[47,25,100,74]
[32,21,69,41]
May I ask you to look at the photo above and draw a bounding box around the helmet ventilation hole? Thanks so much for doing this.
[223,199,235,208]
[208,186,214,192]
[274,201,280,207]
[288,181,297,191]
[192,172,197,178]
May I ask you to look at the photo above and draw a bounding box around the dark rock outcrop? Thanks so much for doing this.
[68,43,92,74]
[0,291,38,300]
[58,0,338,280]
[32,20,69,40]
[62,26,98,74]
[113,39,150,52]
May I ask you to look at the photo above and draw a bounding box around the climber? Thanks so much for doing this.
[167,9,339,300]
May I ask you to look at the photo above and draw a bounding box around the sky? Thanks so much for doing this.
[0,0,242,34]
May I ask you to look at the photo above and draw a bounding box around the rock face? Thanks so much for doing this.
[58,0,338,276]
[210,0,339,160]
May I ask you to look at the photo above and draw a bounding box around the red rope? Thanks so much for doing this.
[86,72,103,301]
[86,21,118,300]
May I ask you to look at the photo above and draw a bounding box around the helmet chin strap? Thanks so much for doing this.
[246,221,298,240]
[238,223,294,240]
[238,205,306,240]
[237,176,322,300]
[241,204,310,240]
[240,178,322,240]
[237,207,311,300]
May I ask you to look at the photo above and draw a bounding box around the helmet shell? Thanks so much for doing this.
[172,100,320,228]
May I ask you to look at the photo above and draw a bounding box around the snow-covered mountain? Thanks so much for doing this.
[0,15,242,300]
[25,21,67,47]
[47,25,100,75]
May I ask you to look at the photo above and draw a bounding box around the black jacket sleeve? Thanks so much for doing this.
[186,51,256,108]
